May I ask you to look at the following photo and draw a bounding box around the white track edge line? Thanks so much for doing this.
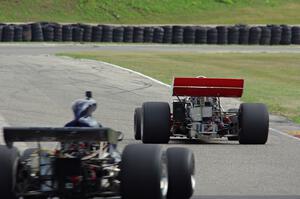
[80,58,300,142]
[98,61,171,88]
[270,127,300,141]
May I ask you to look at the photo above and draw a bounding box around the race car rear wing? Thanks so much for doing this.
[3,127,121,147]
[172,77,244,97]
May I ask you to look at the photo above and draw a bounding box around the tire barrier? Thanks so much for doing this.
[143,27,154,43]
[260,26,271,45]
[292,26,300,44]
[92,26,102,42]
[102,25,113,42]
[43,25,54,41]
[207,27,218,44]
[162,26,172,43]
[0,25,3,41]
[216,26,228,44]
[62,25,73,41]
[0,23,299,45]
[280,25,292,45]
[133,27,144,43]
[14,25,23,42]
[53,24,62,42]
[123,26,134,43]
[172,26,184,44]
[249,26,261,45]
[2,25,14,42]
[227,26,239,44]
[31,23,43,41]
[153,27,164,43]
[72,26,84,42]
[270,25,282,45]
[183,26,195,44]
[81,24,92,42]
[113,26,124,42]
[195,27,207,44]
[238,25,250,45]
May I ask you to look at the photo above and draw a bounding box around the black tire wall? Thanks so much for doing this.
[0,23,298,45]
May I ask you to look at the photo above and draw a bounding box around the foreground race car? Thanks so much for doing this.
[134,77,269,144]
[0,92,195,199]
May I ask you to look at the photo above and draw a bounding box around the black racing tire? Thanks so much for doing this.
[142,102,170,143]
[134,107,142,140]
[121,144,168,199]
[20,148,38,162]
[238,103,269,144]
[0,145,19,199]
[167,147,195,199]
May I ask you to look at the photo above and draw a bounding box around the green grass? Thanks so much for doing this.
[58,51,300,123]
[1,0,300,24]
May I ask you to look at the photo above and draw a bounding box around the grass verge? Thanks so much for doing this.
[58,51,300,123]
[1,0,300,24]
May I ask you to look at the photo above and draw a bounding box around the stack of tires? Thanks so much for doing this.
[153,27,164,43]
[62,25,73,42]
[270,25,282,45]
[292,26,300,44]
[143,27,154,43]
[123,26,134,43]
[260,26,271,45]
[249,26,261,45]
[207,27,218,44]
[72,25,84,42]
[195,27,207,44]
[43,25,54,41]
[113,26,124,42]
[2,25,14,42]
[183,26,196,44]
[238,25,250,45]
[280,25,292,45]
[133,27,144,43]
[172,26,184,44]
[227,26,239,44]
[31,23,44,41]
[0,22,299,45]
[102,25,113,42]
[162,26,172,43]
[216,26,228,44]
[92,26,102,42]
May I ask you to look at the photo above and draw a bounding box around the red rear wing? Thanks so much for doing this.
[172,77,244,97]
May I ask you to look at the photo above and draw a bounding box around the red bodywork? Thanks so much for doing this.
[172,77,244,97]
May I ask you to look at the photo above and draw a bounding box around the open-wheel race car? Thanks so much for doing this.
[134,77,269,144]
[0,92,195,199]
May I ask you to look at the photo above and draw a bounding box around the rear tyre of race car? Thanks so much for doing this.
[238,103,269,144]
[167,147,195,199]
[134,107,142,140]
[142,102,170,143]
[0,145,19,199]
[121,144,168,199]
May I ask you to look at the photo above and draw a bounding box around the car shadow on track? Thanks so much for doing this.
[169,138,240,145]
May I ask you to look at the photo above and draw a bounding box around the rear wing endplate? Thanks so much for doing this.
[3,127,121,147]
[172,77,244,97]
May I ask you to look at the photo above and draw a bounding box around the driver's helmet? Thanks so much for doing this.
[72,98,97,120]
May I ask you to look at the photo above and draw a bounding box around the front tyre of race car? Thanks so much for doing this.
[167,147,195,199]
[238,103,269,144]
[141,102,170,144]
[134,107,142,140]
[0,145,19,199]
[120,144,168,199]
